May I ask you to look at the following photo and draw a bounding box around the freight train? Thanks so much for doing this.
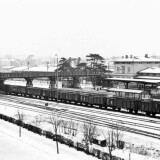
[4,84,160,117]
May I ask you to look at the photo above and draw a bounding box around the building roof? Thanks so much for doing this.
[138,67,160,74]
[10,65,57,72]
[10,66,29,72]
[114,57,160,63]
[1,66,15,69]
[136,76,160,80]
[105,77,160,84]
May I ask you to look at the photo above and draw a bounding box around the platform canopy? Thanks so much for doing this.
[105,78,160,84]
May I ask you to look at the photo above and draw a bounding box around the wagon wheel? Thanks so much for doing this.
[152,112,156,117]
[112,106,116,111]
[146,112,150,116]
[129,109,133,113]
[134,110,138,114]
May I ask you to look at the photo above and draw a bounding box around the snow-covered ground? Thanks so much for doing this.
[0,99,160,159]
[4,79,50,88]
[0,117,159,160]
[0,119,99,160]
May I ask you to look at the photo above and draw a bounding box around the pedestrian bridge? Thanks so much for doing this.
[0,70,104,89]
[0,70,103,79]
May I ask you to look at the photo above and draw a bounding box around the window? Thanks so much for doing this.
[121,66,125,74]
[117,67,120,73]
[127,67,130,73]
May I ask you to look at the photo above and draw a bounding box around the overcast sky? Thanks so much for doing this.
[0,0,160,59]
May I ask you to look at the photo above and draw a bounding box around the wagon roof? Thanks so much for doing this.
[107,88,143,94]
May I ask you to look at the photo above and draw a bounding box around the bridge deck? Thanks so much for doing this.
[0,71,104,79]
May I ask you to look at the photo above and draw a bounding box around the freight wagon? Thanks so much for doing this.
[4,84,160,117]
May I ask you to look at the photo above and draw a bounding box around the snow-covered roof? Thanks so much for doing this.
[94,135,106,141]
[28,65,56,72]
[1,66,14,69]
[136,76,160,80]
[10,65,57,72]
[114,57,160,62]
[138,67,160,74]
[10,66,29,71]
[106,77,160,84]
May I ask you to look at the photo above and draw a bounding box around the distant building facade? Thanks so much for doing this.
[113,54,160,78]
[68,57,81,68]
[0,58,21,72]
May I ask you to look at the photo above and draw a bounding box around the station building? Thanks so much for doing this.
[113,54,160,78]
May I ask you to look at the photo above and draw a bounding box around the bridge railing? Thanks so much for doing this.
[0,70,104,79]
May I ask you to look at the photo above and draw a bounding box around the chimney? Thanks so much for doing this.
[145,54,148,58]
[125,55,128,59]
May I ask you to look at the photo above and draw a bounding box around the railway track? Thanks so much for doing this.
[0,95,160,139]
[1,94,160,125]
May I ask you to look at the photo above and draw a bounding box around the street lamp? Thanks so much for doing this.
[55,54,58,103]
[27,62,29,72]
[133,57,135,78]
[47,61,49,72]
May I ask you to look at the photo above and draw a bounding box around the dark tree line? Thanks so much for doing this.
[57,53,107,72]
[56,53,108,86]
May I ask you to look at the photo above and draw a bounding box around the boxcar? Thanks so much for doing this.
[116,97,124,111]
[92,95,104,108]
[80,93,90,106]
[42,89,52,100]
[19,86,26,96]
[141,100,152,116]
[26,87,34,97]
[151,99,160,116]
[68,91,81,104]
[107,97,117,110]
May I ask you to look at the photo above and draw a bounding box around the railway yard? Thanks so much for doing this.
[0,93,160,159]
[1,80,160,159]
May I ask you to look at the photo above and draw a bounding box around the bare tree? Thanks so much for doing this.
[68,119,79,136]
[107,128,116,160]
[32,114,43,127]
[14,110,26,137]
[60,120,68,134]
[103,123,123,160]
[82,117,99,153]
[114,123,123,148]
[46,113,62,154]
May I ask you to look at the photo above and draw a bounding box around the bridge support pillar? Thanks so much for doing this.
[25,78,33,87]
[72,76,80,88]
[49,77,56,89]
[0,79,5,91]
